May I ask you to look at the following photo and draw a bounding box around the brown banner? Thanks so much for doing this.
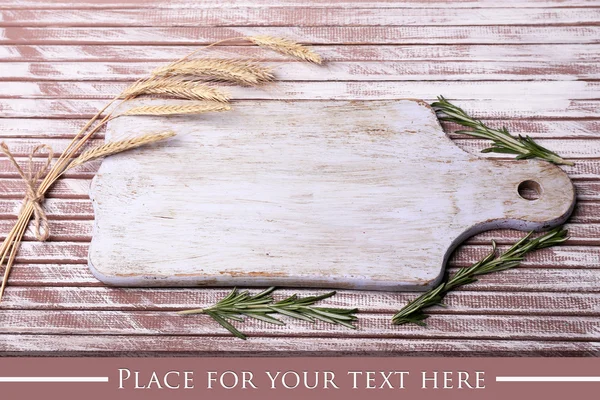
[0,357,598,399]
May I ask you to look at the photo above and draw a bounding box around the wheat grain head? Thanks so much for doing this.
[122,77,230,103]
[153,59,274,86]
[68,131,176,170]
[122,102,231,116]
[246,36,322,64]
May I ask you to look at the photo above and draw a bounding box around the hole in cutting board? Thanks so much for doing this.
[518,180,542,201]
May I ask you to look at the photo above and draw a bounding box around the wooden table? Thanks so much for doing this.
[0,0,599,356]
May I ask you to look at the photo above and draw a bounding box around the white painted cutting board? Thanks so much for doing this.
[88,100,575,291]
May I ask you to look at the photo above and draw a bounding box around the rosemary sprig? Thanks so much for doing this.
[179,287,358,340]
[392,227,569,326]
[431,96,573,166]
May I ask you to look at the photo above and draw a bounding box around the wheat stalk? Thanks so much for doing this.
[122,102,231,116]
[67,131,176,170]
[153,59,274,86]
[246,36,322,64]
[122,77,230,103]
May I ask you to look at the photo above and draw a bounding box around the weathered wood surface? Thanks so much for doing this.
[89,100,575,290]
[3,8,600,26]
[1,26,600,45]
[4,61,600,81]
[2,44,599,62]
[0,0,597,9]
[0,0,599,355]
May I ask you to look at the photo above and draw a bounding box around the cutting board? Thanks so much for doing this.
[88,99,575,291]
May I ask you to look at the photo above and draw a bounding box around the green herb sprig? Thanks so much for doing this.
[431,96,573,166]
[392,227,569,326]
[179,287,358,340]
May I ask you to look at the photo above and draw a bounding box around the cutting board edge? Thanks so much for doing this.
[85,258,445,292]
[87,208,575,292]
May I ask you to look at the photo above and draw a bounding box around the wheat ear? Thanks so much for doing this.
[246,36,322,64]
[122,77,230,103]
[153,59,274,86]
[67,131,176,170]
[122,102,231,116]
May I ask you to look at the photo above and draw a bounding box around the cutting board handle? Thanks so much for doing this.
[472,158,575,231]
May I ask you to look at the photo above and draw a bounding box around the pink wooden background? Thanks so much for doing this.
[0,0,599,355]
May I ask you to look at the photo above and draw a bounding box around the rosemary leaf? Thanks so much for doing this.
[392,227,569,326]
[431,96,573,166]
[205,310,247,340]
[179,287,358,340]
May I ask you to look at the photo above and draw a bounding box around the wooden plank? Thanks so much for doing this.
[557,161,600,180]
[1,26,599,45]
[2,61,600,81]
[0,178,93,198]
[0,310,598,340]
[464,268,600,292]
[0,335,595,356]
[547,202,599,224]
[0,159,100,178]
[455,140,599,162]
[2,44,599,62]
[3,82,600,105]
[6,263,599,292]
[1,0,598,10]
[10,241,89,263]
[0,220,92,241]
[2,287,599,316]
[0,138,105,156]
[444,120,600,140]
[5,263,101,286]
[451,245,600,269]
[273,242,591,269]
[1,98,599,118]
[3,64,600,86]
[467,224,600,246]
[0,118,89,136]
[2,82,599,102]
[0,199,93,219]
[2,8,599,27]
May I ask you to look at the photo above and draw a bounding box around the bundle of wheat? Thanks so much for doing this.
[0,36,322,300]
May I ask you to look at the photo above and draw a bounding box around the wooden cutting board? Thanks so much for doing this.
[88,99,575,291]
